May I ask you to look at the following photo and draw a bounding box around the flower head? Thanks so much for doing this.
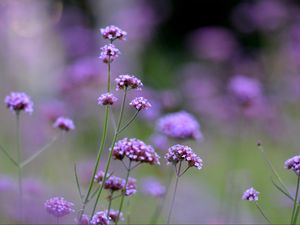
[242,187,260,201]
[94,171,110,183]
[112,138,160,165]
[285,155,300,175]
[104,176,125,192]
[77,214,90,225]
[115,75,143,91]
[129,97,151,111]
[99,44,120,63]
[100,25,127,41]
[105,209,124,223]
[125,177,137,196]
[98,93,118,106]
[165,144,203,170]
[141,178,166,197]
[53,117,75,131]
[157,111,202,140]
[44,197,74,217]
[5,92,33,114]
[90,211,110,225]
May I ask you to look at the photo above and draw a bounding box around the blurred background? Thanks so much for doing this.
[0,0,300,224]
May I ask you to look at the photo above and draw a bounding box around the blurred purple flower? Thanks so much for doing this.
[115,75,143,91]
[125,177,137,196]
[44,197,74,218]
[99,44,120,63]
[129,97,151,111]
[98,93,118,106]
[242,187,259,201]
[90,211,110,225]
[284,155,300,175]
[150,134,169,151]
[77,214,90,225]
[100,25,127,41]
[105,209,124,223]
[53,116,75,131]
[5,92,33,114]
[141,178,166,198]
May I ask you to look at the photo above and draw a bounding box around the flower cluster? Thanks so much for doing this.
[90,211,110,225]
[165,144,203,170]
[104,175,125,192]
[115,75,143,91]
[98,93,118,106]
[125,177,137,196]
[112,138,160,165]
[44,197,74,217]
[100,25,127,41]
[5,92,33,114]
[157,111,202,140]
[99,44,120,63]
[284,155,300,175]
[53,116,75,131]
[242,187,260,201]
[129,97,151,111]
[105,209,124,223]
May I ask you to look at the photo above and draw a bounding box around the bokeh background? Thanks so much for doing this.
[0,0,300,224]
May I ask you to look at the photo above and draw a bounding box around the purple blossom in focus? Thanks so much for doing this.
[99,44,120,63]
[44,197,74,218]
[284,155,300,175]
[90,211,110,225]
[100,25,127,41]
[115,75,143,91]
[129,97,151,111]
[157,111,202,140]
[104,175,125,192]
[5,92,33,114]
[242,187,259,201]
[141,177,166,197]
[98,93,118,106]
[125,177,137,196]
[53,116,75,131]
[165,144,203,170]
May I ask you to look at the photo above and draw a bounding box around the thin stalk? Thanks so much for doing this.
[0,143,18,167]
[292,203,300,225]
[291,175,300,225]
[107,191,114,217]
[179,165,190,177]
[115,161,132,225]
[167,173,179,224]
[150,197,164,225]
[255,202,272,225]
[117,110,139,134]
[92,89,128,216]
[16,113,23,223]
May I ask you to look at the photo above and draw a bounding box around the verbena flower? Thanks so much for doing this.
[98,93,118,106]
[90,211,110,225]
[125,177,137,196]
[53,116,75,131]
[99,44,120,63]
[44,197,74,217]
[112,138,160,165]
[157,111,202,140]
[284,155,300,175]
[77,214,90,225]
[242,187,260,201]
[141,178,166,197]
[104,176,125,192]
[94,170,110,183]
[129,97,151,111]
[115,75,143,91]
[165,144,203,170]
[105,209,124,223]
[5,92,33,114]
[100,25,127,41]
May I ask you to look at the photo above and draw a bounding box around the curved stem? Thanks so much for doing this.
[255,202,272,225]
[0,143,18,167]
[115,161,132,225]
[167,174,179,225]
[117,110,139,135]
[291,175,300,225]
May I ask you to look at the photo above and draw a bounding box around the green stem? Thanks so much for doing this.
[16,113,23,223]
[92,88,128,216]
[0,143,18,167]
[292,203,300,225]
[255,202,272,225]
[291,175,300,225]
[115,160,132,225]
[167,172,180,225]
[117,110,139,135]
[107,191,114,217]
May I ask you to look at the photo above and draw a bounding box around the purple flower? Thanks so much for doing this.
[53,116,75,131]
[284,155,300,175]
[90,211,110,225]
[94,170,110,183]
[228,75,262,107]
[98,93,118,106]
[141,178,166,197]
[77,214,90,225]
[115,75,143,91]
[104,176,125,192]
[242,187,259,201]
[5,92,33,114]
[112,138,160,165]
[125,177,137,196]
[100,25,127,41]
[44,197,74,218]
[99,44,120,63]
[157,111,202,140]
[165,144,203,170]
[105,209,124,223]
[129,97,151,111]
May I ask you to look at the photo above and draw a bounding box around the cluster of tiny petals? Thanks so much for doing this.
[112,138,160,165]
[242,187,260,201]
[44,197,74,217]
[115,75,143,91]
[165,144,203,170]
[53,116,75,131]
[100,25,127,41]
[129,97,151,111]
[125,177,137,196]
[5,92,33,114]
[98,93,118,106]
[284,155,300,175]
[105,209,124,223]
[94,170,110,183]
[90,211,110,225]
[99,44,120,63]
[104,175,125,191]
[157,111,202,140]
